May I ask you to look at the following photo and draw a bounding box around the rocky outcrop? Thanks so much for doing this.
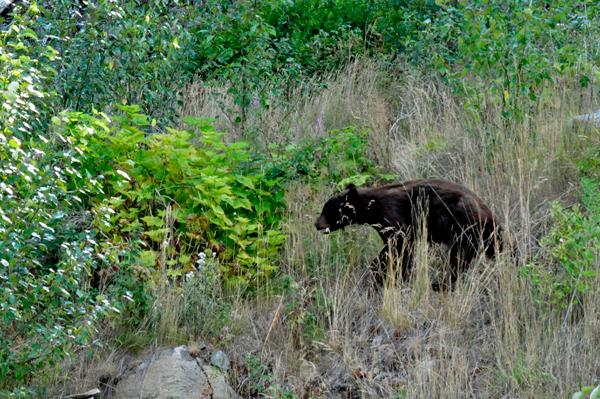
[113,346,239,399]
[570,109,600,128]
[0,0,16,18]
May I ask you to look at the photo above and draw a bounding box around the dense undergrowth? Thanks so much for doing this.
[1,0,600,397]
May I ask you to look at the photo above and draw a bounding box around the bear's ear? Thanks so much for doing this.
[345,183,358,201]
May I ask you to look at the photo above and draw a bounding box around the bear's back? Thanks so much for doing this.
[363,179,496,237]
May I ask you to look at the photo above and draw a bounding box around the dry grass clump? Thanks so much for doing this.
[216,61,600,398]
[179,59,393,166]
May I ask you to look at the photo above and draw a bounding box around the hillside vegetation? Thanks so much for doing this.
[1,0,600,397]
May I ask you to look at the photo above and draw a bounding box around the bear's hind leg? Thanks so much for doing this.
[442,244,477,291]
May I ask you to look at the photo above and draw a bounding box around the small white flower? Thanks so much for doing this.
[199,252,206,260]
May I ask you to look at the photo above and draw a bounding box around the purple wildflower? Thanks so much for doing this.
[315,117,325,131]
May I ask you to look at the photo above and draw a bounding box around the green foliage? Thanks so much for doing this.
[0,7,115,394]
[28,0,598,134]
[243,354,297,397]
[194,1,284,130]
[573,382,600,399]
[245,354,275,394]
[189,0,600,129]
[261,0,370,74]
[421,0,599,122]
[265,126,393,187]
[523,179,600,311]
[192,0,385,129]
[58,106,287,285]
[25,0,600,132]
[525,146,600,313]
[39,0,197,120]
[0,3,59,137]
[97,239,155,323]
[579,146,600,182]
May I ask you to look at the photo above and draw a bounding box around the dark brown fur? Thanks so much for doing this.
[315,179,503,290]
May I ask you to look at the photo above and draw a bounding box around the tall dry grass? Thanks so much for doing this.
[177,59,600,398]
[214,60,598,398]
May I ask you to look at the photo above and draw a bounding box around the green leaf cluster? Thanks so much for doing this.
[39,0,197,120]
[523,178,600,312]
[58,106,287,285]
[265,126,392,188]
[0,6,114,392]
[26,0,599,132]
[418,0,599,122]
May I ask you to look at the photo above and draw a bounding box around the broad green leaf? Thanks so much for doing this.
[139,251,157,267]
[141,216,164,227]
[234,174,255,189]
[144,228,170,242]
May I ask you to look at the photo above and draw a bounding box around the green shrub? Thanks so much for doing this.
[265,126,394,187]
[421,0,599,122]
[0,6,115,394]
[523,179,600,312]
[39,0,197,121]
[57,106,287,285]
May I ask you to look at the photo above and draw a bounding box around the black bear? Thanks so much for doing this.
[314,179,503,290]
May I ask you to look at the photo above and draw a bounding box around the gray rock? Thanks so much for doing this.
[210,350,230,372]
[114,346,239,399]
[63,389,101,399]
[570,109,600,128]
[371,335,383,348]
[0,0,15,15]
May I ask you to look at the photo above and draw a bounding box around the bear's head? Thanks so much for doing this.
[314,184,362,234]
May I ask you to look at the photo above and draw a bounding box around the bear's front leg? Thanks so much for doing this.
[370,243,391,287]
[370,237,413,287]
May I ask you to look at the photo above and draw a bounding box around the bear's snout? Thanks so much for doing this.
[314,216,331,234]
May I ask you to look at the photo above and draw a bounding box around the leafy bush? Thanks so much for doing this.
[30,0,598,135]
[265,126,393,187]
[0,6,115,394]
[57,106,287,285]
[523,178,600,312]
[191,0,359,130]
[38,0,197,120]
[420,0,599,122]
